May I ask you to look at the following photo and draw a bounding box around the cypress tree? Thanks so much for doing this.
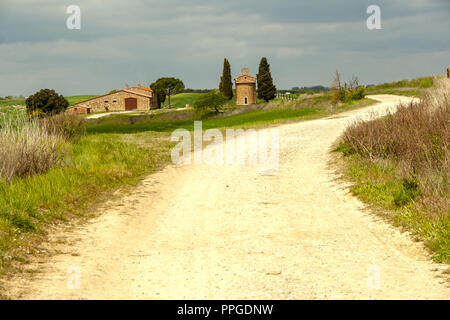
[257,57,277,102]
[219,58,233,100]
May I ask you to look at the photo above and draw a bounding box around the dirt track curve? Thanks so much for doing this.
[4,95,449,299]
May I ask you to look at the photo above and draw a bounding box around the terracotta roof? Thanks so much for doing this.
[133,86,153,92]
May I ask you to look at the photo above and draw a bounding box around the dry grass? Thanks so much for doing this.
[0,115,69,182]
[38,113,85,140]
[336,78,449,261]
[341,78,449,215]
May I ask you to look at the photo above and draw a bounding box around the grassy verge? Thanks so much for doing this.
[0,131,174,274]
[0,106,26,124]
[368,76,434,89]
[365,88,422,97]
[334,78,449,263]
[365,75,442,97]
[333,153,449,263]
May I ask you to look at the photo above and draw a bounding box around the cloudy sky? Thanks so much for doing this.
[0,0,449,96]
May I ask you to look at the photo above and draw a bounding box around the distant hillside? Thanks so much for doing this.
[179,89,213,94]
[280,86,329,94]
[165,92,204,109]
[0,95,99,108]
[365,76,438,97]
[67,95,99,106]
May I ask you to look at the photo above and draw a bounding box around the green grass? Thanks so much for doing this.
[0,106,26,126]
[66,95,98,106]
[369,76,434,89]
[365,76,438,97]
[0,99,26,107]
[334,150,449,263]
[163,93,204,109]
[0,131,174,272]
[365,88,422,97]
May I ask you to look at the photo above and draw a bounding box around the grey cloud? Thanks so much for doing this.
[0,0,449,96]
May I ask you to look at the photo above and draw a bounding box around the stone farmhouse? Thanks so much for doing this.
[234,68,256,106]
[68,84,158,114]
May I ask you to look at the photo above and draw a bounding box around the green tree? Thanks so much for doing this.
[150,81,165,108]
[256,57,277,102]
[25,89,69,117]
[150,77,185,108]
[219,58,233,100]
[194,90,226,113]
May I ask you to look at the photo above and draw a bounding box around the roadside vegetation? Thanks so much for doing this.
[330,71,365,104]
[0,115,70,182]
[334,77,449,262]
[0,114,174,274]
[0,88,174,275]
[365,76,436,97]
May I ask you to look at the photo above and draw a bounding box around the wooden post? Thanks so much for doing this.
[447,68,450,79]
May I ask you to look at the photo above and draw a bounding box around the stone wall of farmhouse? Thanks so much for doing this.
[68,106,89,115]
[235,83,256,106]
[75,91,152,113]
[127,87,158,108]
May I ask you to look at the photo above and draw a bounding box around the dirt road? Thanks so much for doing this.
[5,95,449,299]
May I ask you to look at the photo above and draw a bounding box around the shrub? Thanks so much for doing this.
[342,93,448,171]
[331,72,365,104]
[194,90,226,113]
[25,89,69,117]
[351,87,365,100]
